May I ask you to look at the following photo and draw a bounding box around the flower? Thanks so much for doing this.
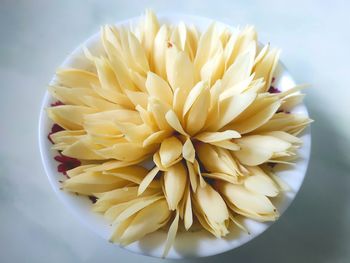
[47,10,311,256]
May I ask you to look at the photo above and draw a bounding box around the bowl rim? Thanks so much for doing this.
[38,13,311,259]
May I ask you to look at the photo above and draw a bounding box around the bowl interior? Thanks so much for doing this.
[39,14,311,259]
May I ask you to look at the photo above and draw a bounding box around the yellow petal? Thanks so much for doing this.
[66,164,95,177]
[127,31,150,75]
[114,123,153,143]
[103,166,149,185]
[147,97,172,131]
[162,210,180,258]
[143,130,171,147]
[255,112,312,134]
[185,85,210,135]
[244,167,279,197]
[48,86,97,106]
[152,25,170,79]
[229,100,281,134]
[141,9,159,60]
[186,161,198,192]
[93,186,140,212]
[183,185,193,230]
[115,199,171,245]
[182,81,208,116]
[261,131,302,144]
[81,95,122,111]
[114,195,163,223]
[138,166,160,195]
[196,143,234,175]
[193,159,207,188]
[97,143,155,162]
[237,135,292,152]
[225,26,257,68]
[159,136,183,167]
[62,137,104,160]
[55,68,99,89]
[200,47,224,85]
[85,109,142,125]
[135,105,158,131]
[165,110,188,136]
[86,159,146,172]
[211,90,257,130]
[124,90,148,108]
[193,184,229,237]
[221,42,255,90]
[163,162,187,210]
[166,44,194,93]
[217,182,277,216]
[63,172,127,195]
[94,57,123,93]
[254,44,270,65]
[219,74,255,99]
[225,95,282,133]
[105,199,139,222]
[145,72,173,105]
[195,130,241,142]
[194,23,222,80]
[209,140,240,151]
[182,138,195,163]
[234,135,292,166]
[153,151,168,171]
[254,48,280,92]
[47,105,97,130]
[282,93,305,111]
[202,172,238,184]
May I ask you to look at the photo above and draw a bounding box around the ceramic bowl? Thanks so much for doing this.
[39,14,311,259]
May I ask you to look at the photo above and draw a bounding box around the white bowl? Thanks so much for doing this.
[38,14,311,259]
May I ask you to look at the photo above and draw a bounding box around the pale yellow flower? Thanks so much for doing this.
[47,10,311,257]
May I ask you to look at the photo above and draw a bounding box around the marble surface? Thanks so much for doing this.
[1,0,349,262]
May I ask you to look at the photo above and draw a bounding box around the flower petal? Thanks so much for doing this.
[147,97,172,131]
[185,85,210,135]
[114,195,163,223]
[143,130,171,147]
[195,130,241,143]
[55,68,99,89]
[182,81,208,117]
[145,72,173,105]
[193,184,229,237]
[211,90,257,130]
[165,110,188,136]
[138,166,160,195]
[186,161,198,192]
[254,48,280,92]
[182,138,195,163]
[244,167,279,197]
[114,199,171,245]
[234,135,291,166]
[159,136,183,167]
[217,182,277,217]
[162,210,180,258]
[166,44,194,93]
[209,140,240,151]
[196,143,233,175]
[221,42,255,90]
[152,25,170,79]
[47,105,97,130]
[163,162,187,210]
[63,172,127,195]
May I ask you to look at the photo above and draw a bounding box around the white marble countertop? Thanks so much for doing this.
[1,0,349,262]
